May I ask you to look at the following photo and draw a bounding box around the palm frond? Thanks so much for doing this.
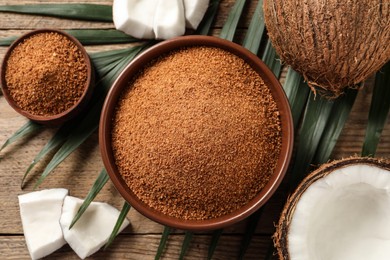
[238,207,264,260]
[179,231,194,260]
[219,0,247,41]
[0,120,42,152]
[313,88,358,164]
[362,62,390,156]
[66,29,138,45]
[242,0,265,54]
[261,40,282,78]
[91,47,139,78]
[282,69,310,128]
[69,169,109,229]
[105,201,131,249]
[21,124,72,188]
[0,29,139,46]
[0,4,112,22]
[289,92,335,188]
[207,229,223,260]
[155,226,172,260]
[0,36,16,46]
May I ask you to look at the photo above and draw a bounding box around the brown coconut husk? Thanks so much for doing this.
[274,157,390,260]
[263,0,390,98]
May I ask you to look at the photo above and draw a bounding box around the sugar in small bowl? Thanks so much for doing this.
[0,29,94,126]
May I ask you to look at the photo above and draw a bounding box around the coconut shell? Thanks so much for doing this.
[263,0,390,97]
[274,157,390,260]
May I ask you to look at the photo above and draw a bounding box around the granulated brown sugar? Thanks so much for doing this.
[5,32,87,116]
[112,46,282,220]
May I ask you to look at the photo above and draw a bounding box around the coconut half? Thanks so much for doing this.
[275,157,390,260]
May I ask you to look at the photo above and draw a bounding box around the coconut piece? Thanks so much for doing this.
[275,157,390,260]
[263,0,390,97]
[18,188,68,260]
[112,0,185,40]
[112,0,155,39]
[183,0,209,29]
[153,0,185,39]
[60,196,129,259]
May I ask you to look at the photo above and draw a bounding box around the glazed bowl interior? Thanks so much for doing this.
[0,29,94,126]
[99,35,293,231]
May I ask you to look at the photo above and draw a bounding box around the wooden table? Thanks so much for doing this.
[0,1,388,259]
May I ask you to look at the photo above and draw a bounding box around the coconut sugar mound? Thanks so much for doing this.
[5,32,88,116]
[112,46,282,220]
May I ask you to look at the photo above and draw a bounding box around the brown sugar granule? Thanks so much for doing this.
[112,46,282,220]
[5,32,88,116]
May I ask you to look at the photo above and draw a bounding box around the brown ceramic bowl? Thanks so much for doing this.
[100,35,293,231]
[0,29,94,126]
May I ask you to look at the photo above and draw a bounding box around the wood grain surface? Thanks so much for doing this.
[0,1,388,259]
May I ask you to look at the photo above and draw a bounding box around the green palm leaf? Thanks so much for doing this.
[282,69,311,128]
[0,29,139,46]
[289,92,335,188]
[155,226,172,260]
[242,0,265,54]
[313,88,358,164]
[0,4,112,22]
[179,231,194,260]
[105,201,131,249]
[362,62,390,157]
[0,120,42,152]
[0,36,18,46]
[261,40,282,78]
[91,47,138,78]
[21,124,72,188]
[69,169,109,229]
[65,29,137,45]
[219,0,247,41]
[207,229,223,260]
[238,207,265,259]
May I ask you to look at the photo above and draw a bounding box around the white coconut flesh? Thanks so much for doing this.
[183,0,210,29]
[112,0,156,39]
[18,189,130,259]
[112,0,209,39]
[18,188,68,260]
[288,164,390,260]
[153,0,185,40]
[60,196,130,259]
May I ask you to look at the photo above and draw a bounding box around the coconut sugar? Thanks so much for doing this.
[112,46,282,220]
[5,32,87,116]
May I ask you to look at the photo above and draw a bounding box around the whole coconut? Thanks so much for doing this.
[263,0,390,97]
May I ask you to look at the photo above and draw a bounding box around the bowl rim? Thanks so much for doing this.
[99,35,294,231]
[0,28,94,126]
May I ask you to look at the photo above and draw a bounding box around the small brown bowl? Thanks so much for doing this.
[0,29,94,126]
[99,35,294,231]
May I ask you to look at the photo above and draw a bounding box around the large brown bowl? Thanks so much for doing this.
[99,35,293,231]
[0,29,94,126]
